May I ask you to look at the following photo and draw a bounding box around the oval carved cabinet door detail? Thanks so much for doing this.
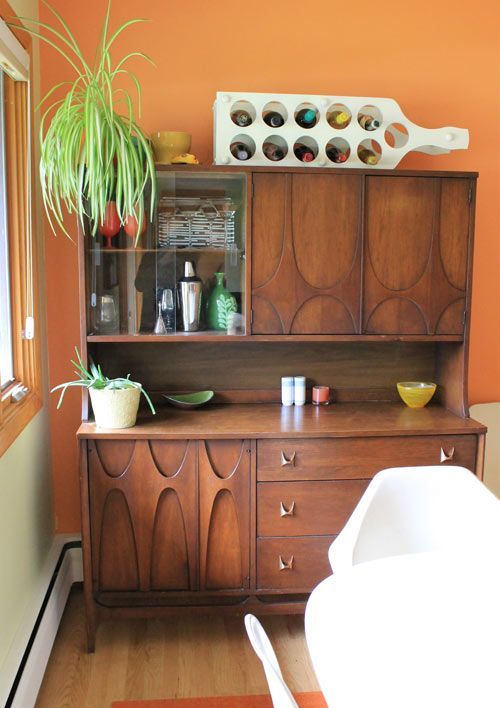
[89,439,197,594]
[251,173,362,334]
[199,440,251,590]
[363,176,471,335]
[251,173,471,337]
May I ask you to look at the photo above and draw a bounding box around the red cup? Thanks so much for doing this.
[312,385,330,405]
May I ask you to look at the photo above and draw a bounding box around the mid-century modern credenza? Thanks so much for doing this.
[76,166,485,649]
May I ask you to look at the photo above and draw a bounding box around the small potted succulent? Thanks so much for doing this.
[51,348,155,429]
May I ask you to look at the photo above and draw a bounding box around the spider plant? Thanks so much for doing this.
[9,0,156,238]
[51,347,156,413]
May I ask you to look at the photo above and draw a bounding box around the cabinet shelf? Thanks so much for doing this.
[77,402,486,439]
[89,247,242,254]
[88,330,248,342]
[87,333,464,343]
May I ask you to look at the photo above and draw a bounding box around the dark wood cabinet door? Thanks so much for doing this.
[199,440,251,590]
[363,176,471,335]
[88,439,197,593]
[251,172,362,334]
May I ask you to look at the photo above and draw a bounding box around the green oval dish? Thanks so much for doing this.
[163,390,214,409]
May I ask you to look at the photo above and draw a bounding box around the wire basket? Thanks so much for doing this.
[158,197,236,248]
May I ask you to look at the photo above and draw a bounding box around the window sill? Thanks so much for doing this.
[0,389,42,457]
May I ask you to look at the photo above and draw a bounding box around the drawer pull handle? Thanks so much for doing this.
[280,501,296,517]
[279,555,294,571]
[280,450,296,467]
[440,446,455,463]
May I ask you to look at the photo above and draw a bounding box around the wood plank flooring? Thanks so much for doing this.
[36,587,319,707]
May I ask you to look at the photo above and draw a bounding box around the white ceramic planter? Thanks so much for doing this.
[89,386,141,429]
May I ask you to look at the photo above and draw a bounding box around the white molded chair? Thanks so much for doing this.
[470,403,500,498]
[244,614,298,708]
[329,465,500,574]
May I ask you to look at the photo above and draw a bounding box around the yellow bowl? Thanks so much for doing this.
[397,382,437,408]
[151,131,191,164]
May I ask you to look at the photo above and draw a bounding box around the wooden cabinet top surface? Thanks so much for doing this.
[77,403,485,440]
[154,165,479,179]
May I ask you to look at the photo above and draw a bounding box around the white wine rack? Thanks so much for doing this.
[213,91,469,169]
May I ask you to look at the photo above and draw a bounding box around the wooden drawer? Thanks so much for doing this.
[258,480,368,537]
[257,435,477,481]
[257,537,333,590]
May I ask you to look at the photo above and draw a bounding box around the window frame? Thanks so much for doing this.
[0,7,42,457]
[0,68,14,390]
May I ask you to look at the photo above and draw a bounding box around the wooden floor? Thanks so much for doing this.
[36,587,319,707]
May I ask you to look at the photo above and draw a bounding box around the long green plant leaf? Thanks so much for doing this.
[8,0,156,239]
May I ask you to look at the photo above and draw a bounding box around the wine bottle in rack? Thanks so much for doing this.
[295,108,317,128]
[358,114,381,131]
[231,109,253,127]
[230,141,252,160]
[263,142,285,161]
[326,146,348,163]
[328,110,350,129]
[294,144,315,162]
[263,111,285,128]
[358,147,379,165]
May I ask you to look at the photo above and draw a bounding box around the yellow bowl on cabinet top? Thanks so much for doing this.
[397,382,437,408]
[151,131,191,164]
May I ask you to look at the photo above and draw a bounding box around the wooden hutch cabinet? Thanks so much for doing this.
[77,166,485,650]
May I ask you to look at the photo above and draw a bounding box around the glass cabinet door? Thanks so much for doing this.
[85,170,247,337]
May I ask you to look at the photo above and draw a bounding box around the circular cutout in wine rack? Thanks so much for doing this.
[358,104,383,131]
[357,139,382,165]
[229,134,256,161]
[293,135,318,162]
[262,135,288,161]
[230,100,256,127]
[326,103,352,130]
[294,102,319,129]
[326,137,351,164]
[385,122,409,148]
[262,101,288,128]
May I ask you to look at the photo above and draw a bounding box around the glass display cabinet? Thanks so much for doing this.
[85,170,248,338]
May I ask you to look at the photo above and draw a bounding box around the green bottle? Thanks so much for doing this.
[207,272,237,331]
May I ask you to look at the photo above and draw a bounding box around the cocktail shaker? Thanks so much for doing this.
[178,261,202,331]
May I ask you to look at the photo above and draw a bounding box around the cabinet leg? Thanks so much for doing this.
[84,594,97,653]
[85,614,96,653]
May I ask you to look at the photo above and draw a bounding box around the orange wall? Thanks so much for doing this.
[41,0,500,532]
